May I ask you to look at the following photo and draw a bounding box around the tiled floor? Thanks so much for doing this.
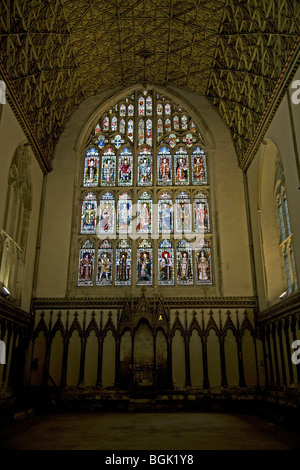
[0,411,299,450]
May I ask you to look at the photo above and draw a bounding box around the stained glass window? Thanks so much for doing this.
[98,192,115,235]
[103,116,109,131]
[115,240,131,285]
[158,191,173,233]
[165,103,171,115]
[118,147,133,186]
[120,119,125,134]
[80,89,212,289]
[83,148,99,187]
[128,104,134,116]
[181,115,188,129]
[194,192,210,233]
[78,240,95,286]
[195,240,212,285]
[173,115,179,130]
[146,96,152,115]
[117,192,132,233]
[165,118,171,133]
[111,116,118,131]
[177,240,193,285]
[192,147,207,185]
[138,96,145,115]
[97,240,113,286]
[138,119,145,146]
[101,147,116,186]
[120,104,126,116]
[175,191,192,234]
[175,147,189,185]
[157,118,163,141]
[127,119,134,141]
[158,146,172,185]
[158,239,174,285]
[137,239,152,285]
[138,147,152,186]
[146,119,152,146]
[137,192,152,233]
[81,192,97,234]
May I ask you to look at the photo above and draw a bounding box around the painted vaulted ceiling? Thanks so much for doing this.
[0,0,299,173]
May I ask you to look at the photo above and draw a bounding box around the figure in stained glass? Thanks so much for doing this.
[83,151,99,187]
[120,119,125,134]
[195,240,212,285]
[173,115,179,130]
[194,192,209,232]
[175,154,189,185]
[157,118,163,141]
[158,148,172,185]
[81,193,97,234]
[111,116,118,131]
[78,240,95,286]
[176,192,191,233]
[117,193,132,233]
[146,96,152,115]
[99,194,114,234]
[101,151,116,186]
[138,119,145,146]
[97,241,113,285]
[146,119,152,146]
[192,149,206,185]
[158,240,174,285]
[158,192,173,233]
[138,148,152,186]
[127,119,133,141]
[177,240,193,285]
[118,149,133,185]
[115,240,131,285]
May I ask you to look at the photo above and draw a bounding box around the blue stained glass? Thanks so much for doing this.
[120,104,126,116]
[138,147,152,186]
[128,104,134,116]
[158,191,173,233]
[138,119,145,146]
[117,192,132,233]
[127,119,134,141]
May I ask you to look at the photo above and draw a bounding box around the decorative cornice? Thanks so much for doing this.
[31,296,257,310]
[240,37,300,172]
[0,61,52,175]
[0,297,32,327]
[256,291,300,325]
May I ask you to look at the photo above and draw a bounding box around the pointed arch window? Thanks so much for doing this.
[78,240,95,286]
[118,147,133,186]
[177,240,193,285]
[115,240,131,285]
[137,240,152,285]
[101,147,116,186]
[158,191,173,233]
[83,148,99,187]
[138,147,152,186]
[158,240,174,285]
[97,240,113,286]
[98,192,115,235]
[81,193,97,234]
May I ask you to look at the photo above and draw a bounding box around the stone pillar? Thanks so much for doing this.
[219,336,227,388]
[202,337,209,389]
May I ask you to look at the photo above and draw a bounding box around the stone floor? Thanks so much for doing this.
[0,411,299,450]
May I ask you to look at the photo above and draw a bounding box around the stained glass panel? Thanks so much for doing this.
[195,240,212,285]
[137,192,152,233]
[98,192,115,235]
[193,192,210,233]
[118,147,133,186]
[120,104,126,116]
[128,104,134,116]
[157,118,163,141]
[175,147,189,185]
[96,240,113,286]
[192,147,207,185]
[95,123,101,134]
[101,148,116,186]
[157,103,163,115]
[158,191,173,233]
[111,116,118,131]
[177,239,193,285]
[138,147,152,186]
[120,119,125,134]
[78,240,95,286]
[190,122,196,132]
[158,147,172,185]
[165,118,171,133]
[81,192,97,234]
[175,192,192,234]
[165,103,171,115]
[115,239,131,285]
[173,115,179,130]
[137,239,152,285]
[117,192,132,233]
[158,239,174,285]
[127,119,134,141]
[83,148,99,187]
[181,115,188,129]
[138,96,145,115]
[146,96,152,115]
[103,116,109,131]
[146,119,152,146]
[138,119,145,146]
